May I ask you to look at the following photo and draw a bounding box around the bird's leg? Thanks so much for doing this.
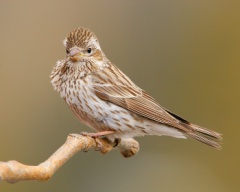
[80,130,115,138]
[80,131,115,152]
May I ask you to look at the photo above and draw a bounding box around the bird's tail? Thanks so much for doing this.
[165,109,222,149]
[183,123,222,150]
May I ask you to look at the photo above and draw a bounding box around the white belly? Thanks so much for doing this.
[61,77,185,140]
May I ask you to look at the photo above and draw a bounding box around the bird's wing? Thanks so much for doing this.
[91,64,222,149]
[91,64,188,131]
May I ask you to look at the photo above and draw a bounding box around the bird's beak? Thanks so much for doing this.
[69,48,84,62]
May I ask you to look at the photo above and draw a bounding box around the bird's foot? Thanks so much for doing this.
[80,131,115,153]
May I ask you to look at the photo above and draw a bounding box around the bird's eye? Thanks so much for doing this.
[66,49,70,54]
[87,48,92,54]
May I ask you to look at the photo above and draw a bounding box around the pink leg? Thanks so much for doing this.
[80,131,115,152]
[80,131,115,138]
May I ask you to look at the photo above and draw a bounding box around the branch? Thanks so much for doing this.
[0,134,139,183]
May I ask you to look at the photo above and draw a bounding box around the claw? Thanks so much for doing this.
[113,138,121,147]
[79,131,115,154]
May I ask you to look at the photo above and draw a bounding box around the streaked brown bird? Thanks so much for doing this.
[50,27,222,150]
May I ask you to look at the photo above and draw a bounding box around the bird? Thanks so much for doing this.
[50,27,222,150]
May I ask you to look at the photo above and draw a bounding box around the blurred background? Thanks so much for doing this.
[0,0,239,191]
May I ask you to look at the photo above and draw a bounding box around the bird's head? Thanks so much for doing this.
[63,27,105,65]
[50,27,109,92]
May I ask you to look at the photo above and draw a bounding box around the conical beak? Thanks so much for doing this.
[69,48,84,62]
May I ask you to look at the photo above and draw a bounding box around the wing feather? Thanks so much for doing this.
[92,65,186,130]
[91,64,222,149]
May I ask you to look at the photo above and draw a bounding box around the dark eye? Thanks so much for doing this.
[66,49,70,54]
[87,48,92,54]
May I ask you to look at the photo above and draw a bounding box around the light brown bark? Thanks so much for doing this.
[0,134,139,183]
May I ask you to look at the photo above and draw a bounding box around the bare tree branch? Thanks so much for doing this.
[0,134,139,183]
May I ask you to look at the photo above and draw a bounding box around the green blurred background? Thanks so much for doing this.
[0,0,239,191]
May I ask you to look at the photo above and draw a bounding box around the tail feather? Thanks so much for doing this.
[184,123,222,150]
[163,108,222,149]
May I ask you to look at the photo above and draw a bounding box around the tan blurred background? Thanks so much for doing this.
[0,0,239,191]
